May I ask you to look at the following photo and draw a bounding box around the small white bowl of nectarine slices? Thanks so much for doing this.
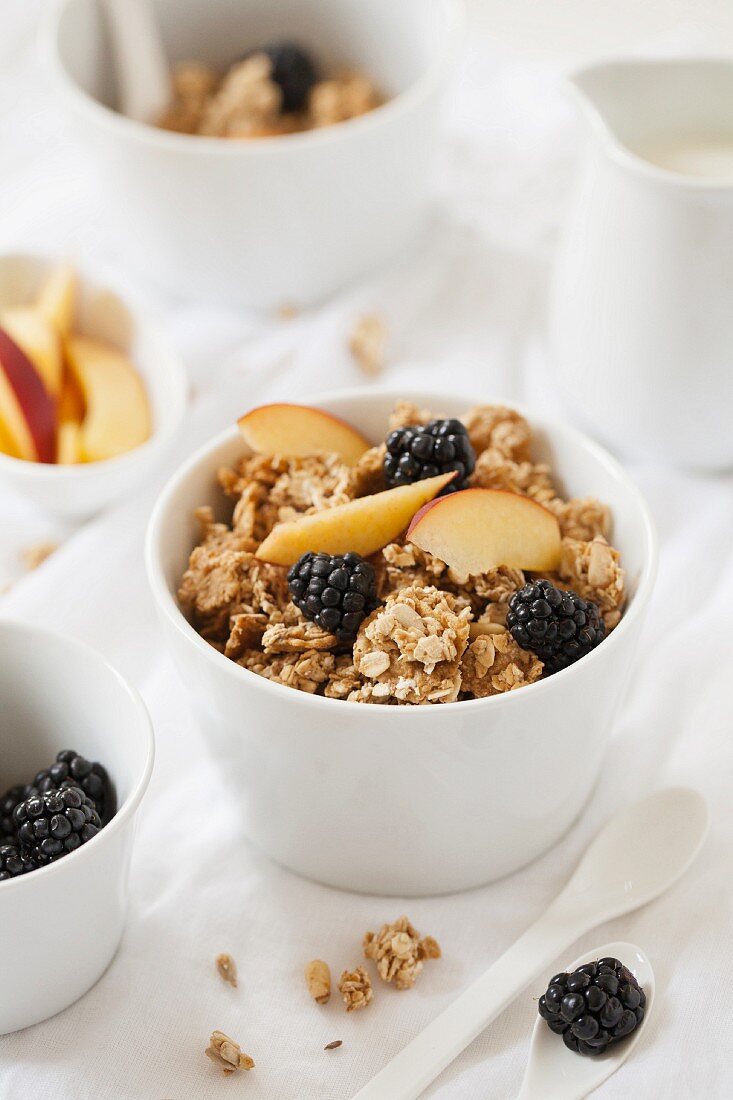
[0,254,187,518]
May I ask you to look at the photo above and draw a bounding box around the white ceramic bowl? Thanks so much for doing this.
[146,388,657,895]
[0,619,154,1034]
[0,253,187,518]
[47,0,465,308]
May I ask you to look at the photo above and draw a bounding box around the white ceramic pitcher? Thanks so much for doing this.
[550,58,733,470]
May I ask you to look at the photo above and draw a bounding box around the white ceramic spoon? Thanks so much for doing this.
[353,787,708,1100]
[517,940,654,1099]
[103,0,170,123]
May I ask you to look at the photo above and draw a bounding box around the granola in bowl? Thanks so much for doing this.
[159,43,382,139]
[177,400,626,705]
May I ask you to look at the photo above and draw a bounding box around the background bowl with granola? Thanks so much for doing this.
[48,0,465,307]
[146,389,657,895]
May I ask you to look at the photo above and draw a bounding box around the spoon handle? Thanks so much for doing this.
[353,905,582,1100]
[103,0,170,123]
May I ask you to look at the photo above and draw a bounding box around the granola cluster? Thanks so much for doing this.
[178,401,626,703]
[363,916,441,990]
[339,967,374,1012]
[159,56,381,138]
[205,1031,254,1075]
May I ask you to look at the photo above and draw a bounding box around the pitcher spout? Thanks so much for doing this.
[568,60,632,149]
[569,57,733,183]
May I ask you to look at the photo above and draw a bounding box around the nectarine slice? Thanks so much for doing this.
[407,488,562,574]
[58,369,85,424]
[0,327,57,463]
[238,403,371,466]
[1,307,63,396]
[66,336,151,462]
[37,265,76,339]
[57,420,82,464]
[0,414,20,459]
[256,472,456,565]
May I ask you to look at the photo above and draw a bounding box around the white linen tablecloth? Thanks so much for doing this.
[1,7,732,1098]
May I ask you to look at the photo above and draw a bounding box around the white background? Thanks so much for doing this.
[1,2,732,1098]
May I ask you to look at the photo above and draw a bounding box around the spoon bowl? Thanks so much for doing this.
[518,942,655,1100]
[547,786,710,927]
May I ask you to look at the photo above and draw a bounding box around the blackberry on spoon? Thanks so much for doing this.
[538,957,646,1057]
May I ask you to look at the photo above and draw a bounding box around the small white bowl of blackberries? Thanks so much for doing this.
[0,618,154,1034]
[0,749,114,880]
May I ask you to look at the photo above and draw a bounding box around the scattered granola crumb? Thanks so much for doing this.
[215,953,238,988]
[305,959,331,1004]
[277,302,300,320]
[324,1040,343,1051]
[22,541,58,571]
[339,967,373,1011]
[419,936,442,960]
[205,1031,254,1075]
[349,314,387,377]
[363,916,441,990]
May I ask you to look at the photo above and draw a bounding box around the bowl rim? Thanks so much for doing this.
[0,618,155,893]
[0,251,188,481]
[145,385,659,717]
[45,0,466,156]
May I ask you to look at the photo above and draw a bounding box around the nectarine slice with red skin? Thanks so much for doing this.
[0,327,57,463]
[256,471,456,565]
[1,307,63,396]
[407,488,562,574]
[238,403,371,466]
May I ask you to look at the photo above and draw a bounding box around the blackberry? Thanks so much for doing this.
[14,786,102,867]
[384,419,475,493]
[288,551,378,642]
[245,42,318,112]
[507,579,605,673]
[0,843,34,881]
[29,749,114,824]
[538,958,646,1056]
